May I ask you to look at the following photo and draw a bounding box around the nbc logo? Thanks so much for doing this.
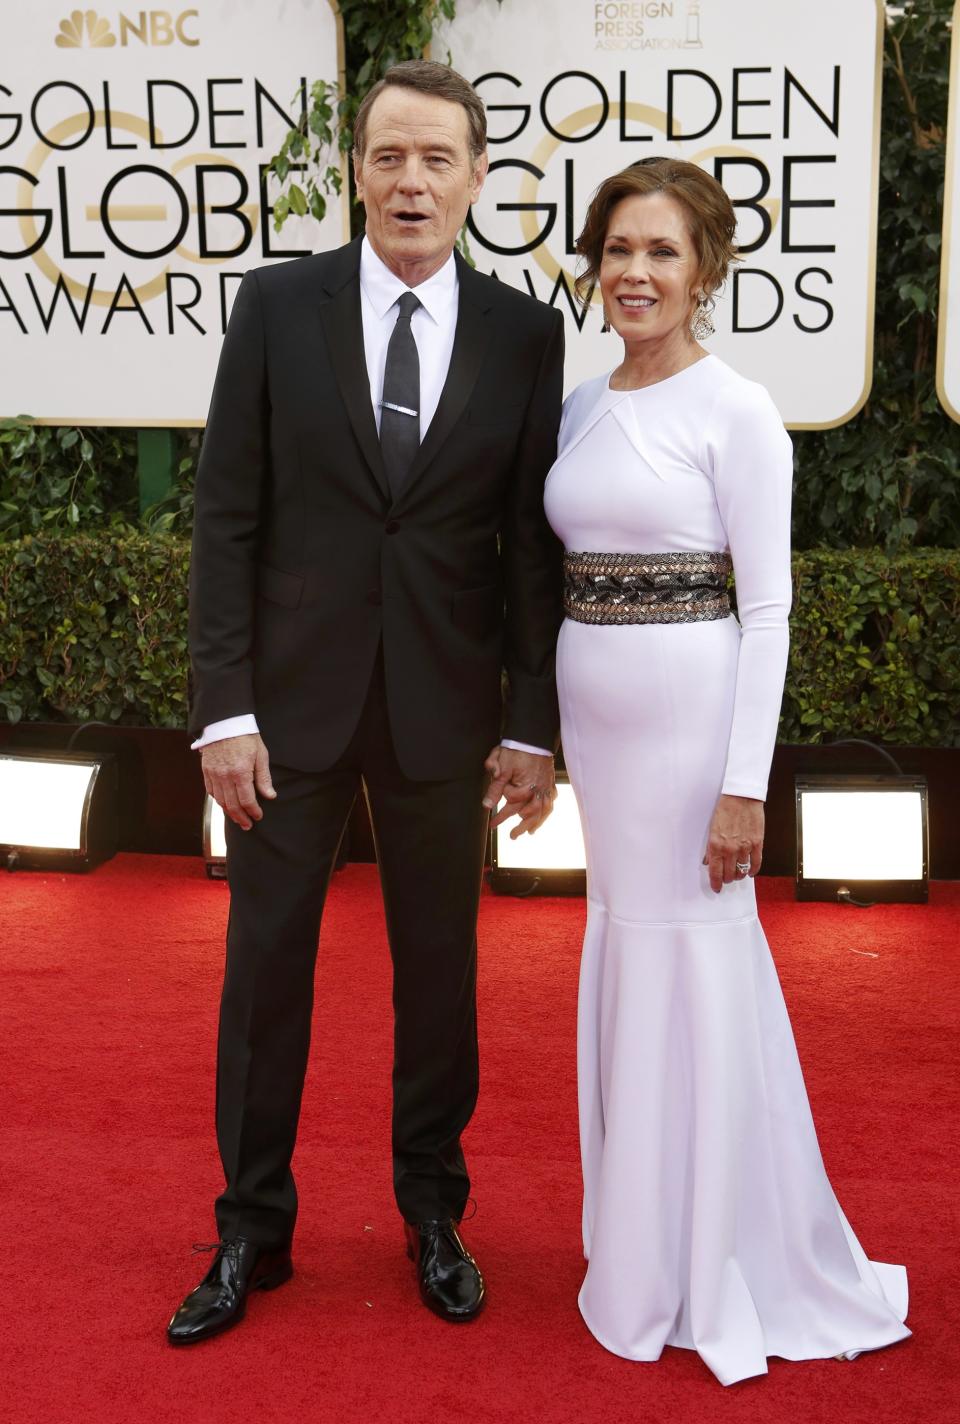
[54,9,199,47]
[55,9,116,46]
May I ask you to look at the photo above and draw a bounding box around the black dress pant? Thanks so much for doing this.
[214,652,489,1247]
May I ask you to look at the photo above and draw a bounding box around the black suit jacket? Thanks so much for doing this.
[188,237,564,780]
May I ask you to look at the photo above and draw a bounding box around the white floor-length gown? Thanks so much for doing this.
[543,355,910,1387]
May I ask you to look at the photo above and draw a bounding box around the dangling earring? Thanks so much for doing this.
[690,294,714,341]
[601,308,611,334]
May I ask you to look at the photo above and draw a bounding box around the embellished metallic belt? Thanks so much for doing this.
[563,551,733,625]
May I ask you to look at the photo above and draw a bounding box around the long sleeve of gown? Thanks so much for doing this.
[706,382,794,801]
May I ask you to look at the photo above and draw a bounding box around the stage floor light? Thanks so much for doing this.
[0,750,118,871]
[489,774,586,895]
[202,794,227,879]
[795,773,929,904]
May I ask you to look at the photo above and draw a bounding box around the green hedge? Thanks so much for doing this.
[0,534,189,727]
[1,536,958,744]
[783,550,960,744]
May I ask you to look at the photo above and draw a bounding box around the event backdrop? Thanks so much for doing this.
[0,1,894,429]
[434,0,884,425]
[0,0,348,425]
[938,0,960,423]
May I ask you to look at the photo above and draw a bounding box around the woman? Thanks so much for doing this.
[543,159,910,1386]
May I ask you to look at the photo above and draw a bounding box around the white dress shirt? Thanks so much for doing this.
[193,237,548,758]
[360,233,458,440]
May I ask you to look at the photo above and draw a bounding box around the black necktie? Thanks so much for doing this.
[379,291,421,500]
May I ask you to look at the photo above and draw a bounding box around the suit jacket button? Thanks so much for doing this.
[385,519,400,535]
[367,589,382,606]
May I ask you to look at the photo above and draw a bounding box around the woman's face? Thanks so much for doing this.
[598,192,702,347]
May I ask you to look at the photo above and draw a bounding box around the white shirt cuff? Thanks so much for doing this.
[191,714,260,750]
[191,723,547,755]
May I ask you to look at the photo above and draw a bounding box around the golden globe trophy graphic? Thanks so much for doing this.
[2,2,347,425]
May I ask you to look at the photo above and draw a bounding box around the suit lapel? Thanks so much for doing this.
[317,239,390,502]
[399,252,494,500]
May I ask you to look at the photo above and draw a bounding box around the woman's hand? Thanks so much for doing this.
[703,793,764,893]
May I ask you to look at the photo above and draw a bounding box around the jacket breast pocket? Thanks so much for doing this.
[451,584,502,639]
[257,562,304,609]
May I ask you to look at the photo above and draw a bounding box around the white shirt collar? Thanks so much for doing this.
[359,234,458,325]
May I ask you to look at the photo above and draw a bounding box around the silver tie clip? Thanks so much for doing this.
[380,401,419,418]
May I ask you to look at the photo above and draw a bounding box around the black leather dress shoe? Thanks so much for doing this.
[404,1219,485,1322]
[166,1238,293,1345]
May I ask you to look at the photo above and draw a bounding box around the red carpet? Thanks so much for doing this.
[1,857,958,1423]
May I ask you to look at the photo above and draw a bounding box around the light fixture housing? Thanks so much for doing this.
[202,793,227,879]
[489,772,586,895]
[0,749,118,871]
[795,773,929,903]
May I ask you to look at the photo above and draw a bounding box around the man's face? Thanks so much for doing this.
[354,86,488,285]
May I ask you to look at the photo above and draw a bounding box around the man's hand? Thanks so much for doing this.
[482,746,556,839]
[201,733,276,831]
[702,793,764,893]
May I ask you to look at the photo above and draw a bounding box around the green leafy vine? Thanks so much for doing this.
[265,0,458,236]
[791,0,958,551]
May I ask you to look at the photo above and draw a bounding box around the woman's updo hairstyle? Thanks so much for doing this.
[574,158,738,308]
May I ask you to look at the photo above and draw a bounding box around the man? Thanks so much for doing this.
[167,61,564,1344]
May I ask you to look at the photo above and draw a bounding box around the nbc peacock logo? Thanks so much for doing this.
[55,9,117,47]
[53,8,200,47]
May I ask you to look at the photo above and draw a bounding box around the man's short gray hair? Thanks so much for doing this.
[352,60,487,162]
